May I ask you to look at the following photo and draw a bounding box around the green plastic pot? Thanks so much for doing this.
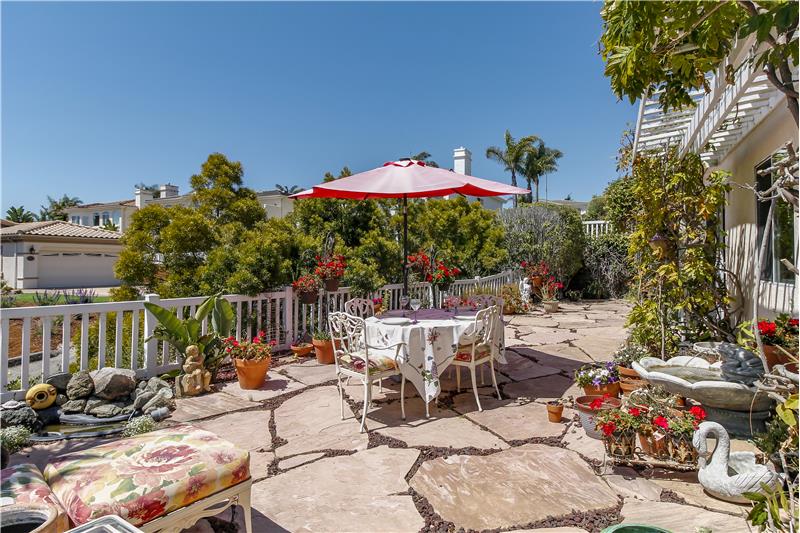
[601,525,672,533]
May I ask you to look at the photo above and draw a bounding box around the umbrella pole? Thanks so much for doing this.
[403,194,408,296]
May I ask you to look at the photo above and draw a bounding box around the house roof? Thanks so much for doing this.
[71,199,136,209]
[0,219,17,227]
[0,221,121,241]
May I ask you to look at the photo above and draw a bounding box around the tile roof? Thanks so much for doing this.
[0,221,121,240]
[72,199,136,209]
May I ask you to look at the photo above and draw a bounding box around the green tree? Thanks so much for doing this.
[486,130,539,206]
[5,206,36,223]
[38,194,81,221]
[134,183,161,198]
[100,220,119,232]
[276,184,302,196]
[604,175,637,232]
[585,195,608,220]
[520,141,563,203]
[408,151,439,168]
[190,152,262,225]
[601,0,799,124]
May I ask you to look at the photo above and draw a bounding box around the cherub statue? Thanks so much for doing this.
[519,277,532,304]
[176,345,212,397]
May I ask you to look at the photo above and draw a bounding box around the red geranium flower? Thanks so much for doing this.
[628,407,642,417]
[653,416,669,430]
[689,406,706,421]
[758,320,777,337]
[601,421,616,436]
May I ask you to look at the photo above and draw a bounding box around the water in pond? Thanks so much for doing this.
[44,422,126,435]
[3,522,46,533]
[647,365,724,383]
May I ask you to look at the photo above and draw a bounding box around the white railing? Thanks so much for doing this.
[0,272,514,401]
[583,220,612,239]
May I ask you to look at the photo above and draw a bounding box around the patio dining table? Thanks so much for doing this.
[364,308,506,404]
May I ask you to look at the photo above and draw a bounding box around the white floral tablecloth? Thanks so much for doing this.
[364,308,506,403]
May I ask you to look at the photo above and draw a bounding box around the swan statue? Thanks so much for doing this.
[693,421,783,503]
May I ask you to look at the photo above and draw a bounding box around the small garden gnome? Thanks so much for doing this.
[176,345,212,397]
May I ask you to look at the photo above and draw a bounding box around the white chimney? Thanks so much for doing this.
[453,147,472,176]
[159,184,179,198]
[135,188,153,208]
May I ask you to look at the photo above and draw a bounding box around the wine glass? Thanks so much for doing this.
[399,295,410,317]
[410,298,421,323]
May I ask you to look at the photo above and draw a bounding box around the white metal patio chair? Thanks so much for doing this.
[451,304,501,412]
[344,297,375,318]
[328,311,406,432]
[466,294,504,311]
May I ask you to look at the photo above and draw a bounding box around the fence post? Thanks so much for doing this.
[284,286,294,348]
[143,293,160,376]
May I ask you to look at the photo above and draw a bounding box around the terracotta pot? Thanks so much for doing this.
[542,300,559,313]
[620,379,647,396]
[313,338,335,364]
[531,275,543,288]
[546,403,564,423]
[298,291,318,305]
[324,278,341,292]
[233,357,270,390]
[290,343,313,358]
[667,434,698,465]
[582,382,621,398]
[603,430,636,458]
[638,430,668,459]
[574,395,622,439]
[764,344,797,371]
[617,365,640,379]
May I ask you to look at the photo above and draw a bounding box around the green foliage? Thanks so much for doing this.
[486,130,539,192]
[72,311,144,373]
[499,203,586,283]
[626,148,732,354]
[344,258,386,297]
[109,285,141,302]
[38,194,81,221]
[584,195,607,220]
[601,1,798,121]
[0,426,31,454]
[520,140,563,203]
[122,415,157,437]
[100,220,119,232]
[604,174,637,233]
[583,233,633,298]
[5,206,36,223]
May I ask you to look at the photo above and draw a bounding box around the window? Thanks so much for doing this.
[70,216,81,224]
[92,213,100,226]
[756,153,796,283]
[101,211,110,224]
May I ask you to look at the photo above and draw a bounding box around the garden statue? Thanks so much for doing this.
[693,421,782,503]
[176,345,212,397]
[519,277,532,304]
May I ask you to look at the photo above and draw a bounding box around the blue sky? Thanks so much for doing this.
[2,2,638,213]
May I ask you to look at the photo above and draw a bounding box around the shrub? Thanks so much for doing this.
[0,426,31,454]
[110,285,141,302]
[583,233,633,298]
[122,415,157,437]
[499,203,586,283]
[343,259,386,297]
[71,311,144,372]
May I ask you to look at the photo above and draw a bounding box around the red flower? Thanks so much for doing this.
[589,394,610,410]
[689,406,706,421]
[789,318,798,327]
[653,416,669,430]
[758,320,777,337]
[601,421,616,436]
[628,407,642,417]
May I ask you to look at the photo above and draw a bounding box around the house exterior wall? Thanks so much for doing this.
[714,101,798,318]
[65,205,136,231]
[0,240,122,289]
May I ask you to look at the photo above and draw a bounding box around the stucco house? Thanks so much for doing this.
[633,35,798,318]
[1,221,122,289]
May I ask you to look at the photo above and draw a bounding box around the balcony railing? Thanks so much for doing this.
[583,220,611,239]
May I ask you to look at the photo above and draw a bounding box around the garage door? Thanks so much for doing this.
[37,253,120,288]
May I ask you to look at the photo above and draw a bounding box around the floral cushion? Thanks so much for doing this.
[454,343,491,362]
[44,424,250,527]
[1,463,64,510]
[340,351,398,374]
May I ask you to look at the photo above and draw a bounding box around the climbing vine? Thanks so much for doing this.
[626,147,735,356]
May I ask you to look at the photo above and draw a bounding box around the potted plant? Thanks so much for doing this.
[574,394,622,439]
[521,260,549,289]
[546,399,565,423]
[315,254,346,292]
[429,260,461,293]
[293,274,321,305]
[755,315,798,371]
[224,331,275,390]
[596,407,638,458]
[575,362,621,397]
[290,331,313,358]
[663,406,706,465]
[626,405,668,459]
[500,283,528,315]
[539,275,563,313]
[312,329,335,364]
[372,296,384,315]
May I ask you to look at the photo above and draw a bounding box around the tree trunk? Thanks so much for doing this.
[526,177,533,203]
[534,176,540,203]
[511,170,518,207]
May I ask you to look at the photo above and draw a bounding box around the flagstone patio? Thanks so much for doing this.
[10,299,756,532]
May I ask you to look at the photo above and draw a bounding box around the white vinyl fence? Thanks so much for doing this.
[0,271,517,401]
[583,220,612,239]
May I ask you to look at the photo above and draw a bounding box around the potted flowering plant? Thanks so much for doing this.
[290,331,313,359]
[575,362,621,397]
[293,274,321,305]
[372,296,384,315]
[755,315,798,370]
[663,406,706,464]
[574,394,622,439]
[315,254,346,292]
[539,276,563,313]
[312,329,334,364]
[407,251,433,280]
[429,261,461,292]
[443,295,461,313]
[223,331,275,390]
[595,407,639,458]
[521,260,549,288]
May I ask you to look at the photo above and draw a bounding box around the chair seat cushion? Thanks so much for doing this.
[44,424,250,527]
[454,344,491,362]
[1,463,64,510]
[340,351,398,374]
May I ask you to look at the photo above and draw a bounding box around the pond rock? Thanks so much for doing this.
[55,394,68,406]
[61,399,87,413]
[83,396,105,413]
[36,405,61,426]
[45,372,73,393]
[0,404,41,430]
[89,403,123,418]
[91,368,137,400]
[142,388,175,414]
[66,371,94,400]
[133,391,156,411]
[146,377,171,393]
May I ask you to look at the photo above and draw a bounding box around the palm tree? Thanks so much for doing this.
[134,182,161,199]
[5,206,36,223]
[485,131,538,206]
[38,195,82,221]
[520,141,563,203]
[276,184,303,196]
[409,151,439,168]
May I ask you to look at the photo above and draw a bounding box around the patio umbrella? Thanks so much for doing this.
[291,159,528,293]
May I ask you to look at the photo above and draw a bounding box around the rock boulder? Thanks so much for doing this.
[0,404,41,430]
[45,372,73,392]
[91,368,136,400]
[66,371,94,400]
